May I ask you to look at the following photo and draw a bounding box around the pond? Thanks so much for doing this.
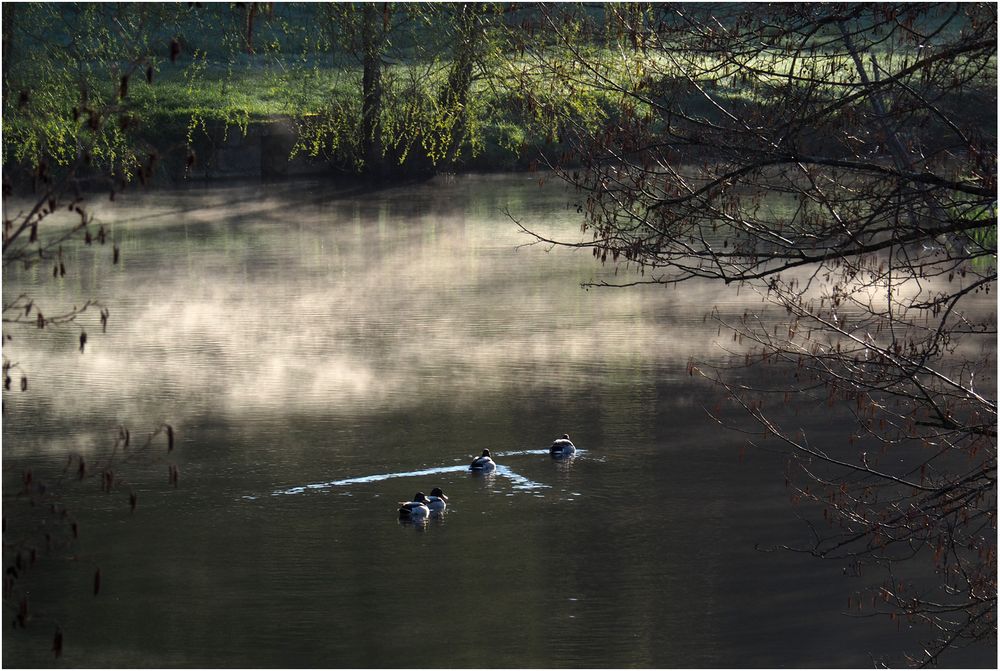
[2,174,992,667]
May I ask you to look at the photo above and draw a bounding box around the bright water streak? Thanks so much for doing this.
[273,465,472,496]
[270,450,559,497]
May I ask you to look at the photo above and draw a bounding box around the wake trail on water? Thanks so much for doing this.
[243,448,579,500]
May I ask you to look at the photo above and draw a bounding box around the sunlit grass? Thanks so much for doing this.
[4,30,994,173]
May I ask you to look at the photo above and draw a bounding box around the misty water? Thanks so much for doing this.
[2,174,991,667]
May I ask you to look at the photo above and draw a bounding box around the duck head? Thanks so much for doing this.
[430,487,448,501]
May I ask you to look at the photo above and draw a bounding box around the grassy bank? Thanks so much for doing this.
[3,3,994,184]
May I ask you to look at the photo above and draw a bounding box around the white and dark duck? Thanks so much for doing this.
[549,434,576,457]
[469,449,496,472]
[398,492,431,519]
[426,487,449,512]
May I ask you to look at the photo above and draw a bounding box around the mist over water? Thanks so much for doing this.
[6,175,725,438]
[3,175,992,668]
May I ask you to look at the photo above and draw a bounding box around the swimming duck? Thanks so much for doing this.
[469,449,496,472]
[550,434,576,456]
[398,492,431,519]
[427,487,449,512]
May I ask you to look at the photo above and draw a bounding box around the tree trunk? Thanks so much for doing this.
[361,3,386,175]
[439,3,480,165]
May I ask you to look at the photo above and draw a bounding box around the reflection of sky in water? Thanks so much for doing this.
[266,449,570,498]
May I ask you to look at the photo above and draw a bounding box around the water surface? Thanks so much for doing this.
[3,175,992,668]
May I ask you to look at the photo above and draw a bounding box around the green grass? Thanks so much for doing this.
[4,14,995,178]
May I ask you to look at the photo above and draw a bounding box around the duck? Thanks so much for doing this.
[398,492,431,519]
[426,487,449,512]
[469,449,496,472]
[549,434,576,456]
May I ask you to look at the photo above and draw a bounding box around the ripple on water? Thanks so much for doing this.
[266,451,572,498]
